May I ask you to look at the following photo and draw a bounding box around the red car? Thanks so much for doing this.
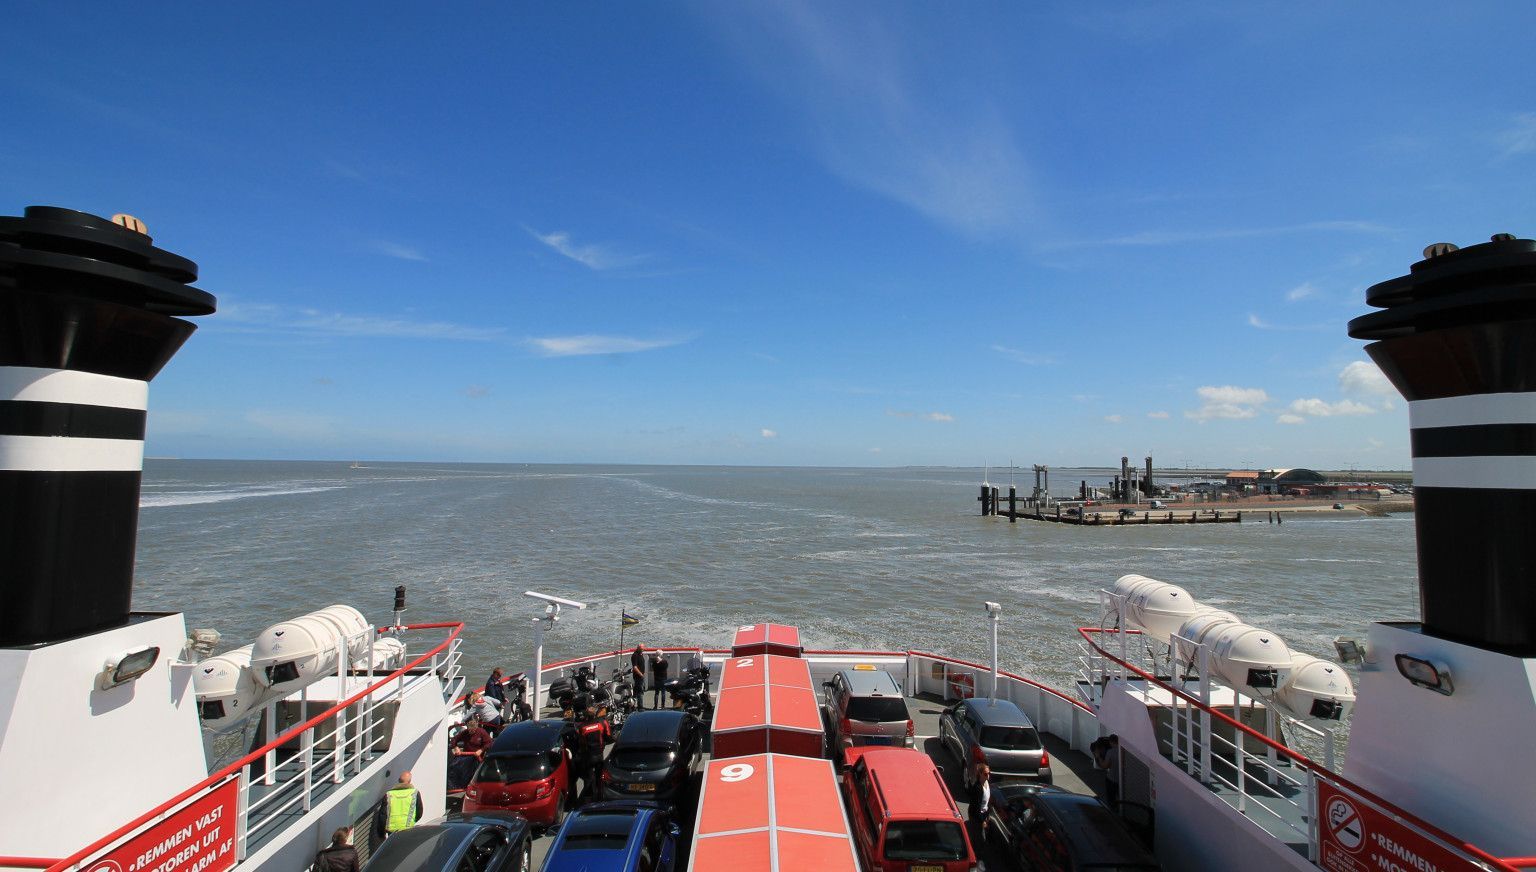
[840,747,978,872]
[462,719,578,827]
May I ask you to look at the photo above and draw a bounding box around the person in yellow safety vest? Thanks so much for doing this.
[374,770,425,841]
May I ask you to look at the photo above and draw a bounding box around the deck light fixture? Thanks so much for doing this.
[1394,654,1454,696]
[99,645,160,690]
[524,591,588,716]
[1333,637,1366,665]
[984,601,1002,700]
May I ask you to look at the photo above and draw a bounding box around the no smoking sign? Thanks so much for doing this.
[1326,795,1364,852]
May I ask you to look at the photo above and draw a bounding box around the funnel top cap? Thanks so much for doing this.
[0,204,213,316]
[1362,234,1536,310]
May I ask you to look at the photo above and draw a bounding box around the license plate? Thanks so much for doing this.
[911,866,942,872]
[630,783,656,792]
[863,736,893,746]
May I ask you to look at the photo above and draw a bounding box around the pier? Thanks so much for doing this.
[978,485,1243,525]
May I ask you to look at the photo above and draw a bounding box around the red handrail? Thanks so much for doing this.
[0,858,57,868]
[1078,626,1521,872]
[45,621,464,872]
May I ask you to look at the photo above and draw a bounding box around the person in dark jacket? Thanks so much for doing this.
[314,826,360,872]
[967,763,992,832]
[650,651,670,710]
[630,646,647,709]
[483,667,507,709]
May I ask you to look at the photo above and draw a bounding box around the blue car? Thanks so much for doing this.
[541,800,680,872]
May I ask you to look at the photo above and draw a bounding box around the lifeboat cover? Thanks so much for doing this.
[731,623,803,658]
[713,655,824,759]
[689,754,859,872]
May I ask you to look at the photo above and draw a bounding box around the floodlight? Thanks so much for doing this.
[99,645,160,690]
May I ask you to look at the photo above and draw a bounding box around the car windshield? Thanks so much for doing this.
[475,751,559,783]
[1049,800,1154,861]
[560,812,636,851]
[980,725,1041,750]
[611,745,676,772]
[847,697,908,723]
[362,826,470,872]
[882,821,967,860]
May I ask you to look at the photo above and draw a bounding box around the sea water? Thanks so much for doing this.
[135,460,1415,703]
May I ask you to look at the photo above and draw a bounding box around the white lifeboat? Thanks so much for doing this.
[250,605,371,692]
[368,637,407,671]
[1275,653,1356,722]
[193,645,272,731]
[1208,623,1294,694]
[1124,580,1202,642]
[1108,574,1166,625]
[1174,607,1240,663]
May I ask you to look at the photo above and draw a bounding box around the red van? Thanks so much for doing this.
[840,747,977,872]
[462,719,577,827]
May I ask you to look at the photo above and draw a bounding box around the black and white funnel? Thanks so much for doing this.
[0,206,215,647]
[1349,234,1536,656]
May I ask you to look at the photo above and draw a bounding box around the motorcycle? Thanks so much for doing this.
[663,666,714,720]
[549,665,598,714]
[603,667,638,731]
[503,674,533,723]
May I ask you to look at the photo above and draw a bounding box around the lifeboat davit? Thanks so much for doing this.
[1275,653,1356,721]
[1207,623,1294,694]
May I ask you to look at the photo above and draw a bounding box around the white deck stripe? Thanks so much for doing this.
[0,366,148,410]
[766,754,779,872]
[696,825,852,839]
[0,436,144,471]
[1413,456,1536,489]
[1410,392,1536,429]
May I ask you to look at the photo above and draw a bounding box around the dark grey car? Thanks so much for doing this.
[599,710,704,804]
[362,811,534,872]
[938,698,1052,786]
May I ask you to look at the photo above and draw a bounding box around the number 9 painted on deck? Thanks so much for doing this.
[720,763,755,783]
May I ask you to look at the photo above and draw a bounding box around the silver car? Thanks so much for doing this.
[938,697,1052,786]
[821,669,914,749]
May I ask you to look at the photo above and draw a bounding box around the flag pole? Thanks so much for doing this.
[616,605,626,675]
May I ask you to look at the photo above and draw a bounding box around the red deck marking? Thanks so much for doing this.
[731,623,803,658]
[766,654,811,687]
[713,686,768,732]
[720,655,768,692]
[690,755,858,872]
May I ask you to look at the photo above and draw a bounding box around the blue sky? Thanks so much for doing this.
[4,4,1533,468]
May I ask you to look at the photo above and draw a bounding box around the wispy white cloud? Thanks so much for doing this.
[1186,385,1268,421]
[992,345,1056,366]
[1247,313,1330,332]
[705,4,1032,237]
[1288,397,1377,417]
[463,385,490,398]
[1277,413,1306,425]
[868,446,882,454]
[1053,220,1391,250]
[1497,113,1536,158]
[218,303,505,341]
[886,409,954,422]
[1285,282,1319,302]
[526,335,686,357]
[527,227,646,270]
[1104,414,1123,424]
[761,428,778,439]
[1147,411,1170,419]
[367,240,427,261]
[1338,360,1395,398]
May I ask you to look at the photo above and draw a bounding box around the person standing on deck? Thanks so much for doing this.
[968,763,992,832]
[483,667,507,710]
[375,771,423,841]
[1093,734,1121,804]
[651,650,670,710]
[630,645,647,709]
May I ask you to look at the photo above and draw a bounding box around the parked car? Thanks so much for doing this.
[461,719,577,827]
[938,698,1052,786]
[822,668,915,750]
[361,811,533,872]
[986,784,1160,871]
[840,747,977,872]
[600,710,704,804]
[541,800,680,872]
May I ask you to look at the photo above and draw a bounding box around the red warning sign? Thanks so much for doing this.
[82,780,239,872]
[1316,781,1483,872]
